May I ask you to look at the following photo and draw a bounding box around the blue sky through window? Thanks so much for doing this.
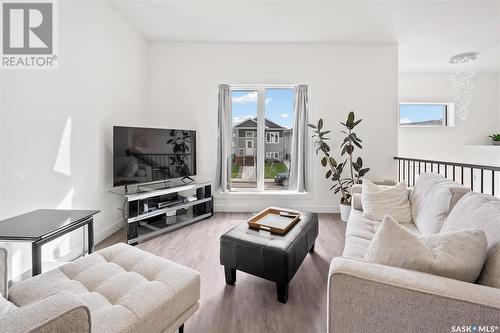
[399,104,445,125]
[232,89,294,128]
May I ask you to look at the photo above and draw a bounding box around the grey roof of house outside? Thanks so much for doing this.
[234,117,286,129]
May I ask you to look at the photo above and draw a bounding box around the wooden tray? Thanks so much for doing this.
[247,207,301,235]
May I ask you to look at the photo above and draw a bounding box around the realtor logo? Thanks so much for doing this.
[2,1,57,68]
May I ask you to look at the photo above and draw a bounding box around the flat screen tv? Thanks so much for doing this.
[113,126,196,187]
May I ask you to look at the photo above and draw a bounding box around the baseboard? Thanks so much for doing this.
[215,204,339,213]
[95,219,124,244]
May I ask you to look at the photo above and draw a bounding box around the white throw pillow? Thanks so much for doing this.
[410,173,470,234]
[361,179,412,222]
[441,192,500,288]
[0,295,17,316]
[365,215,488,283]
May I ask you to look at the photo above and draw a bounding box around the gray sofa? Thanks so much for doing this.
[328,173,500,332]
[0,243,200,333]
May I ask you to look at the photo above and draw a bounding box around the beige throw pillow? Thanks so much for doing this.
[365,215,488,283]
[361,179,412,222]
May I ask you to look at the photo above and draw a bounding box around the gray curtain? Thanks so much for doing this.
[289,85,308,192]
[216,85,232,192]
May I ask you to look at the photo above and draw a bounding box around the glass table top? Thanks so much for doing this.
[0,209,99,241]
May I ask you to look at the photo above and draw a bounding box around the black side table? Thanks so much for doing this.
[0,209,100,276]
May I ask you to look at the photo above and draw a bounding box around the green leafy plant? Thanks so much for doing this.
[489,134,500,141]
[340,112,370,185]
[308,112,370,205]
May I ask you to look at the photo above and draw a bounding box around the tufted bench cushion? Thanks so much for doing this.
[8,243,200,333]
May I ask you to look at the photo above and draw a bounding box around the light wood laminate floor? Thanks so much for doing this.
[97,212,346,333]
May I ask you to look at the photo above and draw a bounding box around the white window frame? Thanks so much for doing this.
[266,131,279,143]
[399,102,455,127]
[230,85,296,192]
[245,131,255,138]
[266,152,279,159]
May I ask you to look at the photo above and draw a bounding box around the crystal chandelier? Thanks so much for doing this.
[449,52,478,121]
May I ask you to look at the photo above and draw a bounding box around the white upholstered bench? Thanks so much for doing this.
[0,243,200,333]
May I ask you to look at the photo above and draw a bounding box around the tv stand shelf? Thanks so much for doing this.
[128,197,212,223]
[116,181,213,245]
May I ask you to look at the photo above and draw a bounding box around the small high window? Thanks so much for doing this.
[399,103,454,127]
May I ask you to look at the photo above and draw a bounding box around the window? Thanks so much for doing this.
[399,103,454,127]
[266,152,279,159]
[231,90,257,189]
[230,86,295,191]
[266,132,279,143]
[264,88,294,190]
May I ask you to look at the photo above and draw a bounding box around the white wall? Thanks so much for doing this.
[398,73,499,162]
[0,1,148,280]
[498,74,500,128]
[148,42,398,212]
[0,70,2,215]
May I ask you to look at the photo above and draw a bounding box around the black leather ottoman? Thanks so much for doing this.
[219,212,318,303]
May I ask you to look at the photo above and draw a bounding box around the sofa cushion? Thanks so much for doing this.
[342,235,372,261]
[410,173,470,234]
[361,180,412,222]
[366,215,487,283]
[8,243,200,333]
[343,210,419,260]
[0,294,17,316]
[441,192,500,288]
[346,210,381,241]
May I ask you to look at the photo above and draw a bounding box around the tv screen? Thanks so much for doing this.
[113,126,196,187]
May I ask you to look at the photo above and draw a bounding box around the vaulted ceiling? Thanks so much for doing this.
[110,1,500,73]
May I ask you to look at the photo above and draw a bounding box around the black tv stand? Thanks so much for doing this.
[114,181,213,245]
[181,176,195,183]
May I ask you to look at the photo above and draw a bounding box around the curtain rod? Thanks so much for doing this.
[226,84,300,89]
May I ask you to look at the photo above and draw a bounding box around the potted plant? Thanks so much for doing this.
[308,112,370,222]
[489,134,500,146]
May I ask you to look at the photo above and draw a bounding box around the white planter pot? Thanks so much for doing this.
[339,203,351,223]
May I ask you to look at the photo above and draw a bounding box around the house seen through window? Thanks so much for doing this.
[231,87,295,191]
